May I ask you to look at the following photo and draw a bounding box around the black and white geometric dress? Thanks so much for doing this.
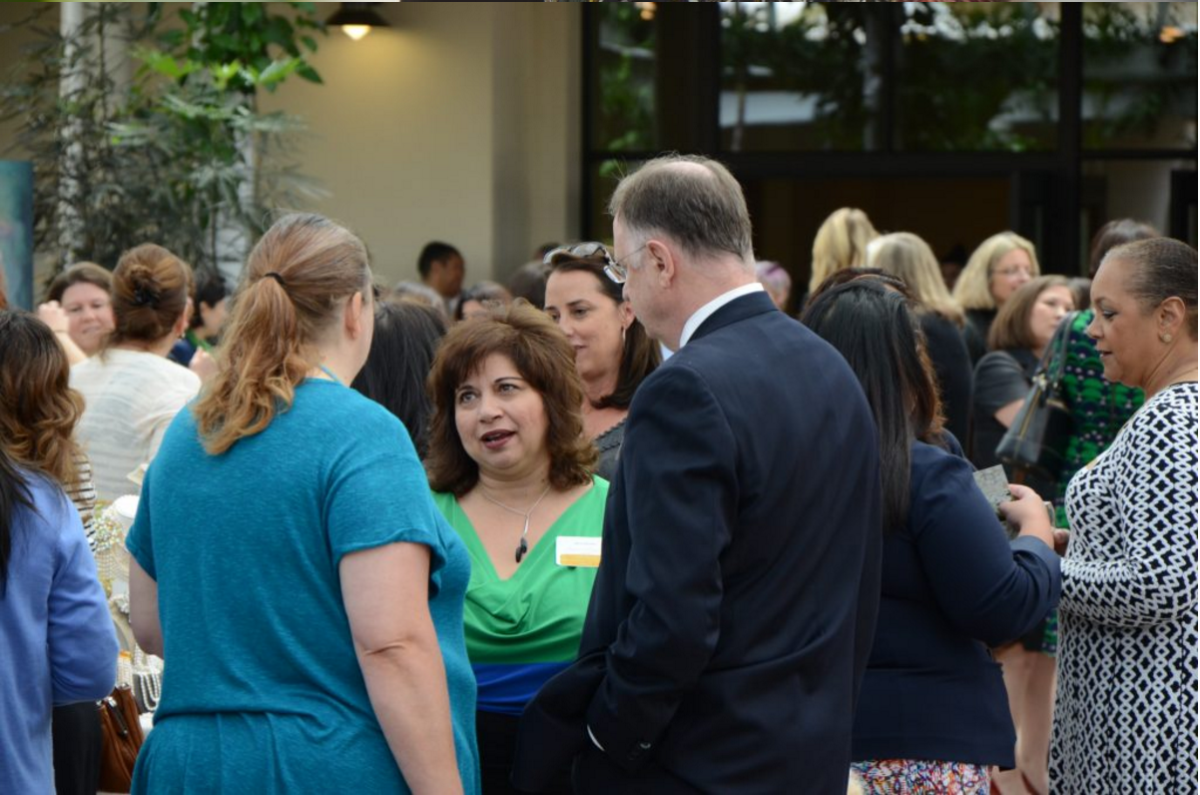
[1052,382,1198,794]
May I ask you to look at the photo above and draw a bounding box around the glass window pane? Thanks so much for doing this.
[896,3,1060,152]
[1081,158,1199,257]
[586,158,644,241]
[592,5,657,152]
[1082,3,1197,151]
[718,2,879,152]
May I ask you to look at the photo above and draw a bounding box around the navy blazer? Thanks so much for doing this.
[852,440,1061,767]
[514,292,882,795]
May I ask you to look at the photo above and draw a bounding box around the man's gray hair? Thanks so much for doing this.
[609,154,754,265]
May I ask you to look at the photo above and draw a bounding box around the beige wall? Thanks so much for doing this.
[260,2,582,287]
[0,2,583,289]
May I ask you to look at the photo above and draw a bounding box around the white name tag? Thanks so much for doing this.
[556,536,602,568]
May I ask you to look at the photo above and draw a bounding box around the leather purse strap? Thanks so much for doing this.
[1037,310,1079,392]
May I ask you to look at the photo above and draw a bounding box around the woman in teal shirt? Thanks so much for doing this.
[425,303,605,794]
[126,214,479,794]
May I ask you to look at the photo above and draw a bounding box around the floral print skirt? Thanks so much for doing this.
[850,759,990,795]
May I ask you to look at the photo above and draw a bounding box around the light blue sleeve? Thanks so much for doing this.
[325,408,447,575]
[47,487,119,704]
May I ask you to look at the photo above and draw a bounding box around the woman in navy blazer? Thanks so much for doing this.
[803,278,1062,795]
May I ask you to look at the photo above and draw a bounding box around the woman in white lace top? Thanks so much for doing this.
[70,244,201,502]
[1001,237,1197,793]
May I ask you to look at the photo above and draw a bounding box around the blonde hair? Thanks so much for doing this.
[193,214,371,455]
[952,232,1040,311]
[809,208,879,295]
[868,232,964,326]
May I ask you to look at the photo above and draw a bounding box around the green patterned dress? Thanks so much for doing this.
[1057,310,1145,526]
[1039,311,1144,655]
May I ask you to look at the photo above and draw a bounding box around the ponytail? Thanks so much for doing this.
[192,214,371,455]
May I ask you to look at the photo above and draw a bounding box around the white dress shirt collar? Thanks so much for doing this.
[677,282,765,350]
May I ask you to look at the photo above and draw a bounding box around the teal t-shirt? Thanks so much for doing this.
[126,379,480,794]
[432,479,607,716]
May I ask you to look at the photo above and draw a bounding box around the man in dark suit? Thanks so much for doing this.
[514,155,882,794]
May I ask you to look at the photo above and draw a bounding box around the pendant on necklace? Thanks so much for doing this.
[515,537,529,564]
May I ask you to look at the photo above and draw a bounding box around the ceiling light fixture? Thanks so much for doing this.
[326,3,391,42]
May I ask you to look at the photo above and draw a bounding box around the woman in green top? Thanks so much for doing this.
[1056,219,1156,525]
[426,302,606,795]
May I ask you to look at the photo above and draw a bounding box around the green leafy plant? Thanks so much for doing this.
[1081,3,1197,149]
[0,2,327,277]
[596,4,656,160]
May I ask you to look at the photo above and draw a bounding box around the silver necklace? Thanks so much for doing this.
[478,484,553,563]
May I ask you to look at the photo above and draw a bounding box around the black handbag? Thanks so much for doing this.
[996,312,1077,483]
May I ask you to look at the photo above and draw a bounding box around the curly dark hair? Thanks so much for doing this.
[425,301,597,496]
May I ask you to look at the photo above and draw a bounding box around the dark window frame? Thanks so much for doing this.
[581,3,1197,273]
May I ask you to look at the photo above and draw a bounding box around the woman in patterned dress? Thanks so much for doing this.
[1001,237,1197,793]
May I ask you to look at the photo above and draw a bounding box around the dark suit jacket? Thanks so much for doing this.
[514,292,882,795]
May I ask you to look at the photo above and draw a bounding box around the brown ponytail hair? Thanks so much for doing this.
[106,244,193,349]
[193,213,371,455]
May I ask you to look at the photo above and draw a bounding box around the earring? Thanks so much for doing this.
[1161,333,1173,344]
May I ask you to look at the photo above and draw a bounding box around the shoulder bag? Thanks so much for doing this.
[996,312,1078,483]
[98,685,145,793]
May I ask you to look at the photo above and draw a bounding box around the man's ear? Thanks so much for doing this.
[647,240,676,288]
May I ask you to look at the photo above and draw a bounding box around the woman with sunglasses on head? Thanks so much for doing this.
[542,243,660,482]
